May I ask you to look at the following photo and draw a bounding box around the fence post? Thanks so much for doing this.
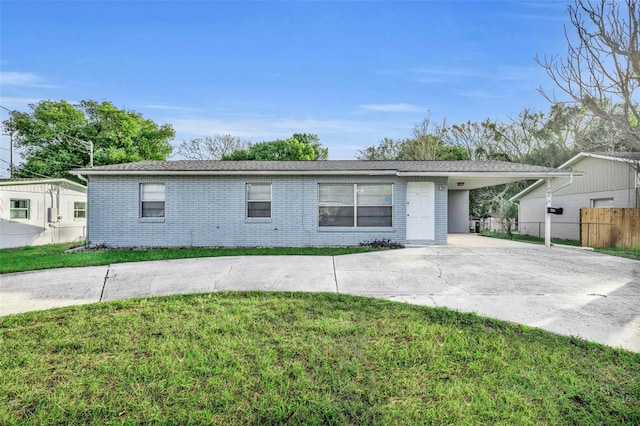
[544,179,552,247]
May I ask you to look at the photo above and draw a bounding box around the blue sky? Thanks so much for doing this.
[1,0,572,176]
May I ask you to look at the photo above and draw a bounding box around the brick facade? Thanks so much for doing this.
[87,174,448,247]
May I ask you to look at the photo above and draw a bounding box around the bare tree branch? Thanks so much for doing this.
[536,0,640,150]
[177,134,249,160]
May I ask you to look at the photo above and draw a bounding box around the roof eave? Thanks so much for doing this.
[397,171,580,178]
[71,169,401,176]
[0,178,87,191]
[71,169,580,178]
[510,150,638,201]
[510,172,583,202]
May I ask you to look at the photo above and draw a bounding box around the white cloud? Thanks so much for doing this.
[411,65,545,88]
[171,116,387,140]
[140,104,205,113]
[460,90,512,99]
[0,72,57,88]
[0,96,46,111]
[359,103,425,113]
[412,67,482,78]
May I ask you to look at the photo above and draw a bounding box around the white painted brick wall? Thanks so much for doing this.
[87,175,448,247]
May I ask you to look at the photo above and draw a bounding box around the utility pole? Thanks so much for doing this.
[9,131,14,178]
[0,104,15,178]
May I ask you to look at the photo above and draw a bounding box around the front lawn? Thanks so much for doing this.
[0,243,378,274]
[1,293,638,424]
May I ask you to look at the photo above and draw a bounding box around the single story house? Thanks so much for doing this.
[72,160,574,248]
[511,152,639,241]
[0,178,88,248]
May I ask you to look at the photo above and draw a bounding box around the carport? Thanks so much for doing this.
[443,169,582,246]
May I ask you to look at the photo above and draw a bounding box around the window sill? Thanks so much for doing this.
[139,217,165,223]
[317,227,396,233]
[245,217,272,224]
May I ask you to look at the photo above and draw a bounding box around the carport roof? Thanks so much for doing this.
[72,160,579,189]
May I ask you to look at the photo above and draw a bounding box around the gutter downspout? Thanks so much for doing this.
[76,174,88,244]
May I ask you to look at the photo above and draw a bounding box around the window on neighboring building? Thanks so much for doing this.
[319,184,392,227]
[247,183,271,218]
[10,199,30,219]
[74,202,86,219]
[140,183,165,217]
[591,198,614,208]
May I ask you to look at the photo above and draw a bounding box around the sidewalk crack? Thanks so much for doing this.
[436,262,471,294]
[332,256,339,293]
[99,265,110,302]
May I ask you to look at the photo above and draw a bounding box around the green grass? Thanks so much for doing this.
[1,292,638,425]
[480,231,640,260]
[594,245,640,261]
[480,230,581,246]
[0,243,378,274]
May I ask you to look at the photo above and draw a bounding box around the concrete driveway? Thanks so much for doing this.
[1,235,639,352]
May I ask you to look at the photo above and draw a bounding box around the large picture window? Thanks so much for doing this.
[356,184,393,226]
[247,183,271,218]
[140,183,165,217]
[319,184,392,227]
[10,199,30,219]
[319,184,354,226]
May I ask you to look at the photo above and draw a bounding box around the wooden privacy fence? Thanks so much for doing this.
[580,208,640,249]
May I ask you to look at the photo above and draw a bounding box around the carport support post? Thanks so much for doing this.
[545,178,551,248]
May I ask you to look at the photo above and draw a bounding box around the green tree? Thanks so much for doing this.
[434,144,471,161]
[177,134,249,160]
[356,138,406,160]
[357,137,469,161]
[222,133,328,160]
[291,133,328,160]
[3,100,175,181]
[357,115,469,161]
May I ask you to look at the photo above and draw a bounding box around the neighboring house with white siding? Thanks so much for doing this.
[511,152,640,241]
[0,178,88,248]
[71,160,573,248]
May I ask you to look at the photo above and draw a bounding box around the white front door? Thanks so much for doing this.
[406,182,435,240]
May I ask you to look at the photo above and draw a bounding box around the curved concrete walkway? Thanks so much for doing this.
[1,235,639,352]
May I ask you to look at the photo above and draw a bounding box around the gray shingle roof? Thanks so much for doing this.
[72,160,568,174]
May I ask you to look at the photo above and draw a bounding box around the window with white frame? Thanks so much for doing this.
[318,184,392,227]
[356,184,393,226]
[10,199,30,219]
[247,183,271,218]
[140,183,165,217]
[74,202,87,219]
